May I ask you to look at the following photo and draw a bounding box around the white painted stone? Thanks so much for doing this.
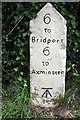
[30,3,67,107]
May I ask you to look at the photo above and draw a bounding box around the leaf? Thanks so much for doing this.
[17,76,23,81]
[24,83,27,87]
[14,67,18,72]
[22,33,27,37]
[21,62,24,65]
[16,56,20,61]
[5,37,8,41]
[20,72,23,75]
[73,73,80,77]
[67,67,71,72]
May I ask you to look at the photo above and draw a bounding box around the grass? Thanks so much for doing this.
[2,80,80,119]
[2,81,43,119]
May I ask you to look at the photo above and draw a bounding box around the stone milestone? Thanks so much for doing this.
[30,3,67,107]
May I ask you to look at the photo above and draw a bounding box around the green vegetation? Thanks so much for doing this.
[2,2,80,119]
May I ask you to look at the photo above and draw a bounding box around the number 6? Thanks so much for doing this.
[43,13,51,24]
[43,47,50,56]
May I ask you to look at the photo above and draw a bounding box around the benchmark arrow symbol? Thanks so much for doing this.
[42,88,52,98]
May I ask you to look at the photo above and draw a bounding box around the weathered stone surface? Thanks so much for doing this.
[30,3,67,107]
